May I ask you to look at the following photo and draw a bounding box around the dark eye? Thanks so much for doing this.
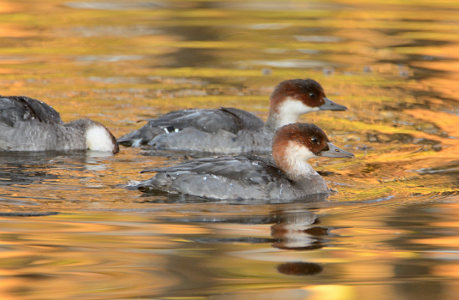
[309,92,316,99]
[310,136,319,144]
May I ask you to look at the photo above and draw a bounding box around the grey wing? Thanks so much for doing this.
[118,107,264,147]
[0,96,62,127]
[146,108,263,133]
[220,107,264,131]
[145,155,282,184]
[137,156,289,199]
[118,109,228,146]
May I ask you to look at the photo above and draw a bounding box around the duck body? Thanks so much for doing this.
[0,96,119,153]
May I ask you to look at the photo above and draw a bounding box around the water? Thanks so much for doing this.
[0,0,458,298]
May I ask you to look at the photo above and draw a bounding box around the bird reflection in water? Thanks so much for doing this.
[271,208,327,276]
[156,193,330,278]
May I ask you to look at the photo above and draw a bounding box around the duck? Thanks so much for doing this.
[0,95,119,153]
[134,122,353,200]
[118,79,347,154]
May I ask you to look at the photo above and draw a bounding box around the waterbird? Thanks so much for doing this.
[134,122,354,200]
[0,95,119,153]
[118,79,347,154]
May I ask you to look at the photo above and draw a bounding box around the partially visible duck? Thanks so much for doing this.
[0,95,119,153]
[135,123,353,200]
[118,79,347,154]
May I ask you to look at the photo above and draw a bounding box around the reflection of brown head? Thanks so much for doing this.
[272,239,323,251]
[277,262,323,276]
[270,79,327,113]
[271,211,326,251]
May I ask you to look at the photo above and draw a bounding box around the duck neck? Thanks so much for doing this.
[273,141,318,180]
[266,97,317,130]
[266,111,299,131]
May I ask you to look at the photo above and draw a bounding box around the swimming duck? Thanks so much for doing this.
[135,122,353,200]
[118,79,347,154]
[0,95,119,153]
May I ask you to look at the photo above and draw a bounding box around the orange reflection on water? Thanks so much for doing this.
[0,215,185,299]
[405,109,459,156]
[434,264,459,279]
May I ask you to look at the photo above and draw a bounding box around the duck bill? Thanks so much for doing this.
[319,97,347,111]
[319,142,354,158]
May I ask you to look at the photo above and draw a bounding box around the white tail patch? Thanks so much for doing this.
[86,125,115,152]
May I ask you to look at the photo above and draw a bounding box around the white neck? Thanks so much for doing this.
[281,141,318,179]
[267,97,318,129]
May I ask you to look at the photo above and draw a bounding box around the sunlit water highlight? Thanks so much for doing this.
[0,0,458,299]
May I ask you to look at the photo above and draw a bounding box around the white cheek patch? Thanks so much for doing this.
[285,141,316,162]
[284,141,317,176]
[280,98,319,114]
[86,125,115,152]
[277,97,319,127]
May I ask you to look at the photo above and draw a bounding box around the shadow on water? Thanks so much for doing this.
[137,189,331,205]
[0,150,120,212]
[0,151,114,186]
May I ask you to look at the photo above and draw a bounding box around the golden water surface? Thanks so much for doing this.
[0,0,458,299]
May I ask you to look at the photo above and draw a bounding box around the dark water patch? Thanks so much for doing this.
[156,207,318,225]
[277,262,323,276]
[194,236,275,244]
[0,198,40,206]
[388,38,451,49]
[0,169,59,186]
[0,212,58,217]
[14,273,54,280]
[416,161,459,176]
[160,215,286,225]
[135,190,330,205]
[366,132,415,144]
[402,53,451,63]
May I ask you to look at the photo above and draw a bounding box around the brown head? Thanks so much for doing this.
[267,79,347,129]
[272,123,353,178]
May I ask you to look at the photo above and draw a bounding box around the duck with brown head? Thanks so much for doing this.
[134,122,353,201]
[118,79,347,154]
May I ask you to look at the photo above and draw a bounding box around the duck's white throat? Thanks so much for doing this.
[283,141,318,179]
[272,97,319,128]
